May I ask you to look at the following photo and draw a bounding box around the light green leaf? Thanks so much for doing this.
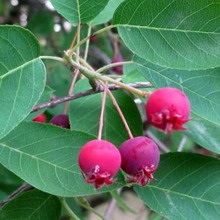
[50,0,109,25]
[135,153,220,220]
[134,55,220,153]
[0,25,46,139]
[90,0,124,26]
[69,79,143,146]
[0,122,125,197]
[113,0,220,70]
[0,189,61,220]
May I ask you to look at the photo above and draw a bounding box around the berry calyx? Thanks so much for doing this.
[78,140,121,189]
[111,57,124,75]
[33,114,46,123]
[119,137,160,186]
[50,114,70,129]
[145,87,191,134]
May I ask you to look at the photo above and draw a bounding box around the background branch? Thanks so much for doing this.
[32,82,152,113]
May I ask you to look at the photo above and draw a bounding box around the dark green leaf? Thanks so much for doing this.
[113,0,220,70]
[135,153,220,220]
[0,122,125,197]
[0,25,46,139]
[0,189,61,220]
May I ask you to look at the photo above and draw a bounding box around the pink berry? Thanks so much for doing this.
[111,57,124,75]
[146,87,191,133]
[50,114,70,129]
[78,140,121,189]
[33,114,46,123]
[119,137,160,186]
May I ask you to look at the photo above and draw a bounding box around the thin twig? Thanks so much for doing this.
[177,135,187,152]
[104,188,122,219]
[145,130,170,153]
[0,183,33,208]
[31,82,152,113]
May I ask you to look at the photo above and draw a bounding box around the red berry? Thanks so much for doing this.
[50,114,70,129]
[119,137,160,186]
[146,87,191,133]
[78,140,121,189]
[33,114,46,123]
[111,57,124,75]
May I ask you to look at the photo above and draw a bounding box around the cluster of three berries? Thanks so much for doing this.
[78,87,191,189]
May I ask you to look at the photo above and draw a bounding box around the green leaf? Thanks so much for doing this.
[134,55,220,154]
[113,0,220,70]
[134,153,220,220]
[50,0,110,25]
[69,79,143,146]
[89,0,124,26]
[0,25,46,139]
[0,189,61,220]
[0,122,125,197]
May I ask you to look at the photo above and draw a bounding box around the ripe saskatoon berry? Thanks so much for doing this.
[146,87,191,133]
[119,137,160,186]
[111,57,124,75]
[33,114,46,123]
[78,140,121,189]
[50,114,70,129]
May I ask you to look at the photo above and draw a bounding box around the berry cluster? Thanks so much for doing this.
[33,87,190,189]
[77,87,191,189]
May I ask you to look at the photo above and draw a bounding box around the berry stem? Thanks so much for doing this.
[59,197,80,220]
[106,86,134,139]
[96,61,133,73]
[177,135,187,152]
[97,82,108,140]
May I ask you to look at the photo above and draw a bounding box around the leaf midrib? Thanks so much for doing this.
[117,24,220,35]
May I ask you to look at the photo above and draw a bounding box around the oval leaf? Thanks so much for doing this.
[113,0,220,70]
[134,153,220,220]
[69,79,143,146]
[0,25,46,139]
[0,122,125,197]
[0,189,61,220]
[51,0,109,25]
[134,56,220,153]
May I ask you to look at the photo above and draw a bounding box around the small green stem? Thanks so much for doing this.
[84,25,92,61]
[76,197,106,220]
[71,25,116,54]
[39,56,65,63]
[59,197,80,220]
[65,54,149,98]
[96,61,133,73]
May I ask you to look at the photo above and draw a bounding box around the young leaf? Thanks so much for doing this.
[134,55,220,154]
[0,122,126,197]
[50,0,109,25]
[134,153,220,220]
[113,0,220,70]
[69,79,143,146]
[0,189,61,220]
[0,25,46,139]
